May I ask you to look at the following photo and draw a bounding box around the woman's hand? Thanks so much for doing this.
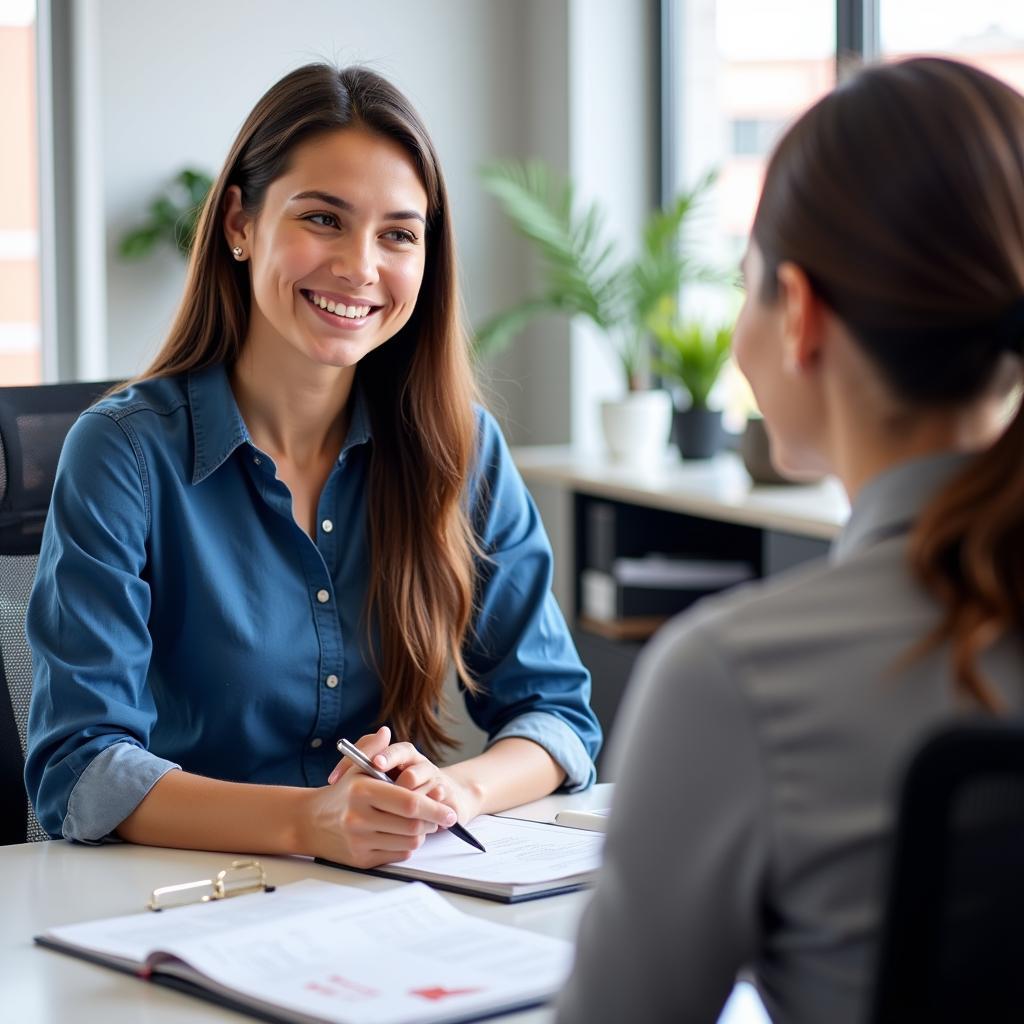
[303,727,456,869]
[328,727,482,824]
[305,727,481,869]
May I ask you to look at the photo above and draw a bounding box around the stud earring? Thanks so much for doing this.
[231,246,244,259]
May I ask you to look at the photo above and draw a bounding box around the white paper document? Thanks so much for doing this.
[369,814,605,899]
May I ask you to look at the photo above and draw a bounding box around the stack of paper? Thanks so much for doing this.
[349,814,604,901]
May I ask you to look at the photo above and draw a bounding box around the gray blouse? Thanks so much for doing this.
[557,452,1024,1024]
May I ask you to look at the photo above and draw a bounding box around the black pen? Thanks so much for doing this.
[335,738,487,853]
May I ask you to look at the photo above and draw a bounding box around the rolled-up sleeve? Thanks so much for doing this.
[461,410,601,790]
[24,409,163,840]
[62,742,179,843]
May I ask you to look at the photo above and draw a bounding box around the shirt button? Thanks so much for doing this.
[310,738,323,749]
[316,589,330,604]
[321,519,334,533]
[253,455,261,465]
[325,674,339,688]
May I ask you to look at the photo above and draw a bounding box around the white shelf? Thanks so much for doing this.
[511,446,849,541]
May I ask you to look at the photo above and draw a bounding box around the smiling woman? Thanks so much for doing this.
[23,64,601,869]
[224,130,428,376]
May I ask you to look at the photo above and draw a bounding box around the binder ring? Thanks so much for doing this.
[147,859,274,911]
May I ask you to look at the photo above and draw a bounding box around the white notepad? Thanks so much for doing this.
[321,814,605,902]
[36,878,574,1024]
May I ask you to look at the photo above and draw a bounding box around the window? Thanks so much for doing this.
[662,1,1024,423]
[879,1,1024,90]
[665,0,836,278]
[0,0,41,384]
[730,118,789,157]
[664,0,1024,276]
[663,0,836,421]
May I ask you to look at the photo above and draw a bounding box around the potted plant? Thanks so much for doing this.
[119,168,214,260]
[476,161,718,464]
[649,303,733,459]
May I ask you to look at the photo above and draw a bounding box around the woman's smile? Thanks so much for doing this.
[300,288,382,330]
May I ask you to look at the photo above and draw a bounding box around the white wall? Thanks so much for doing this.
[78,0,532,388]
[71,0,655,453]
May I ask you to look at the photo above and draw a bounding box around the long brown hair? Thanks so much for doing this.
[752,57,1024,707]
[138,64,481,757]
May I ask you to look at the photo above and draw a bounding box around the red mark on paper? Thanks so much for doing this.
[328,974,379,997]
[305,975,380,999]
[410,985,483,1001]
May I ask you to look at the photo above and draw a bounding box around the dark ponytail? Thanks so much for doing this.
[752,57,1024,707]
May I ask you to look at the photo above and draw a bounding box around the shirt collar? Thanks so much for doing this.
[188,364,375,485]
[341,377,373,455]
[189,365,251,484]
[831,450,972,564]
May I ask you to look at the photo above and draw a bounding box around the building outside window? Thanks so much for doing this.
[0,0,40,385]
[880,1,1024,90]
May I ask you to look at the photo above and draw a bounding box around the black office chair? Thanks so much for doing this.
[868,718,1024,1022]
[0,380,117,845]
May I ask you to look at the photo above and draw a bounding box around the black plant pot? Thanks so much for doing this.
[674,406,723,460]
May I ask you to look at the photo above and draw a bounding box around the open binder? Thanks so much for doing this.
[35,870,574,1024]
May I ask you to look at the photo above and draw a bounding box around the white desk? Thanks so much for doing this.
[3,784,611,1023]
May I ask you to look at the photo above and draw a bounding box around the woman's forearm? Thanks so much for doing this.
[116,769,313,854]
[116,738,566,855]
[444,737,567,819]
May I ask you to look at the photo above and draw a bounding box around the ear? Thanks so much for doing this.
[776,261,826,374]
[222,185,253,253]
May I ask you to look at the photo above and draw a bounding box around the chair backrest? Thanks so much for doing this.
[0,380,117,845]
[868,718,1024,1022]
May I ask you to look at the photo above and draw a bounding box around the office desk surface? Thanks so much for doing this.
[4,784,612,1023]
[512,446,849,541]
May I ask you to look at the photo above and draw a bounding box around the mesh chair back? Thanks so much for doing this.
[868,719,1024,1022]
[0,381,117,845]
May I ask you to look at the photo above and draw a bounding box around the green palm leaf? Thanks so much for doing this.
[479,161,625,334]
[473,299,563,359]
[652,317,733,408]
[119,167,214,260]
[476,160,730,392]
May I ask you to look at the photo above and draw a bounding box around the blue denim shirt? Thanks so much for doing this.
[25,366,600,841]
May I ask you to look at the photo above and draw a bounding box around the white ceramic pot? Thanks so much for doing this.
[599,389,673,465]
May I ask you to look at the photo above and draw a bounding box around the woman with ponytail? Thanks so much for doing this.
[559,57,1024,1024]
[25,65,600,866]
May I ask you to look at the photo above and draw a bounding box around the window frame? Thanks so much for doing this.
[34,0,77,382]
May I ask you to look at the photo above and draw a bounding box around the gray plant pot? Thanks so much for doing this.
[674,406,723,460]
